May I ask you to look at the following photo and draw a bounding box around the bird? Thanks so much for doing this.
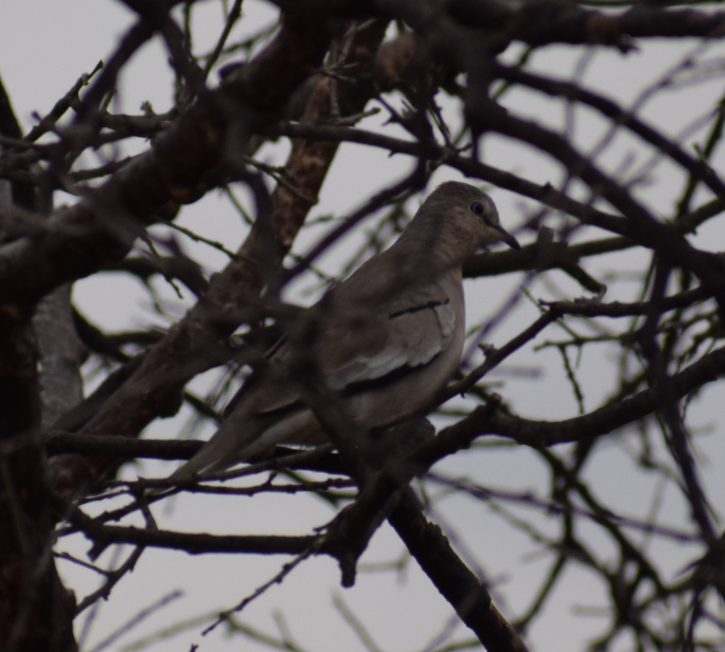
[171,181,520,481]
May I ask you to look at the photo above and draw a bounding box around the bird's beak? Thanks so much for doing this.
[495,225,521,251]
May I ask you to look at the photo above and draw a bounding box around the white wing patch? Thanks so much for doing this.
[325,297,458,391]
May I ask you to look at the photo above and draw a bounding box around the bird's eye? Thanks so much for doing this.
[470,200,485,216]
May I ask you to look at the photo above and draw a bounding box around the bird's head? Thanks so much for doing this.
[412,181,521,257]
[424,181,521,254]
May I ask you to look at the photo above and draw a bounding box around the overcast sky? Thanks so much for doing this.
[3,2,725,651]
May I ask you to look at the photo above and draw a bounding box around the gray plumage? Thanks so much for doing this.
[171,181,520,480]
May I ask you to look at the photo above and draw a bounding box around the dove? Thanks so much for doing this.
[171,181,520,480]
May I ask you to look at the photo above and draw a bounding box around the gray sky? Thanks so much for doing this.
[3,2,725,651]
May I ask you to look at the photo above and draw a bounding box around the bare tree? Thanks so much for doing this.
[2,1,725,651]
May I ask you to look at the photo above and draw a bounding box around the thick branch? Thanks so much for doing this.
[0,10,334,307]
[482,346,725,448]
[389,493,529,652]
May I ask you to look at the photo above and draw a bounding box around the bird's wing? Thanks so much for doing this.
[315,274,463,392]
[221,273,462,421]
[221,357,298,419]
